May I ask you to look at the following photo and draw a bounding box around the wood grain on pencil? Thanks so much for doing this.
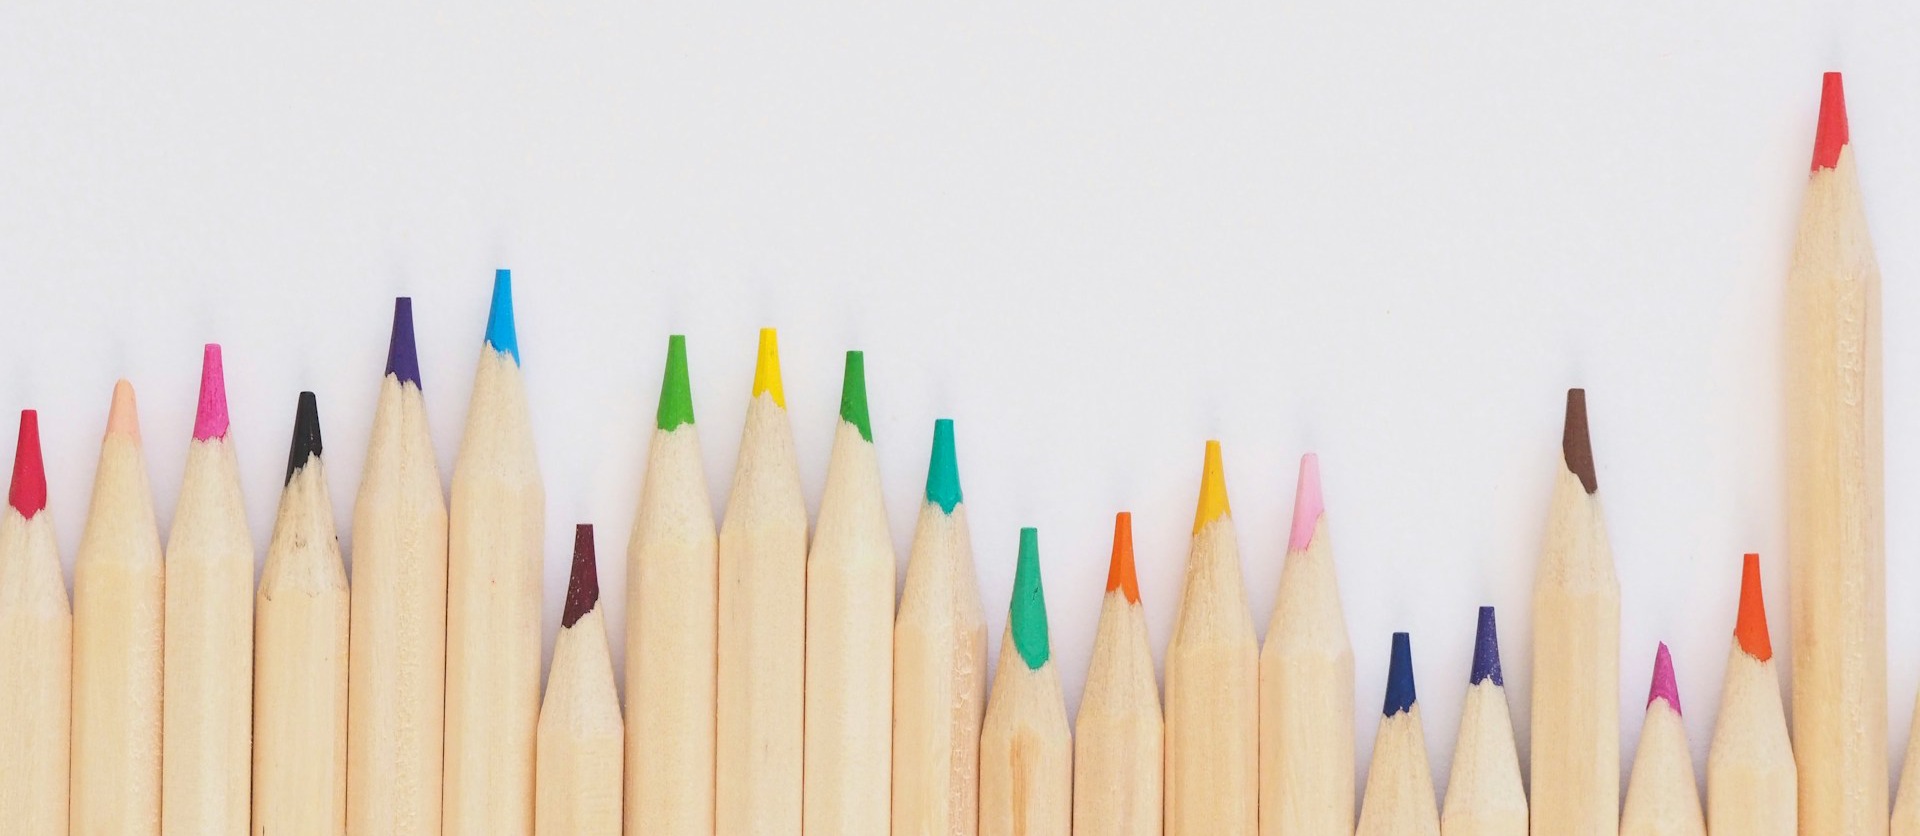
[1440,608,1526,836]
[1356,633,1439,836]
[979,528,1071,836]
[1709,555,1794,835]
[1074,513,1162,836]
[0,410,71,835]
[536,525,623,836]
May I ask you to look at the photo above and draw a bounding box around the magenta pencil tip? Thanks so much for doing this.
[194,344,230,441]
[1647,642,1681,714]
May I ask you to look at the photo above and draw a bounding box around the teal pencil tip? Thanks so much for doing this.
[657,335,695,430]
[484,268,520,363]
[1009,527,1050,669]
[840,351,872,442]
[925,418,962,513]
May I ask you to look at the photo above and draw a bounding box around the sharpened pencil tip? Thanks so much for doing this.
[751,328,786,408]
[107,379,141,442]
[1193,440,1231,534]
[1288,452,1324,551]
[1010,527,1050,669]
[1562,389,1596,494]
[1813,72,1849,172]
[563,524,600,628]
[194,344,230,441]
[657,335,696,431]
[484,269,519,363]
[1736,553,1773,662]
[386,298,422,388]
[1471,606,1503,687]
[840,351,872,442]
[9,410,46,518]
[1384,632,1416,716]
[925,419,963,513]
[1648,642,1681,714]
[285,391,323,485]
[1105,512,1140,604]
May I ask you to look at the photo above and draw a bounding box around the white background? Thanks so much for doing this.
[4,0,1920,802]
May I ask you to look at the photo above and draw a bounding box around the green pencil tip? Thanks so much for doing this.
[925,419,962,513]
[840,351,873,442]
[657,335,695,430]
[1010,527,1050,669]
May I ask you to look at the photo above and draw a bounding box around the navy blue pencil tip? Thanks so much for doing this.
[1384,632,1416,716]
[1471,606,1504,687]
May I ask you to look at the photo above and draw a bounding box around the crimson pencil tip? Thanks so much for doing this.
[1812,72,1849,171]
[9,410,45,517]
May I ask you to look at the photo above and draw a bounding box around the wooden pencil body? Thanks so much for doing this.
[716,392,808,835]
[624,425,717,836]
[1620,701,1704,836]
[535,608,623,836]
[71,432,165,835]
[162,438,254,836]
[1440,681,1527,836]
[445,350,545,835]
[348,376,448,836]
[1073,591,1162,836]
[890,503,988,836]
[1528,466,1619,835]
[1356,707,1440,836]
[1258,513,1354,836]
[1164,521,1258,835]
[252,464,350,836]
[802,420,895,835]
[0,507,70,835]
[979,633,1072,836]
[1707,647,1793,836]
[1786,147,1886,835]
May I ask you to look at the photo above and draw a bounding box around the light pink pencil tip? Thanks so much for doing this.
[1647,642,1681,714]
[1288,452,1324,551]
[193,344,230,441]
[106,379,141,441]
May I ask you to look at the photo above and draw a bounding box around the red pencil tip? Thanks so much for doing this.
[1812,72,1849,172]
[9,410,46,518]
[1735,553,1772,661]
[1105,512,1140,604]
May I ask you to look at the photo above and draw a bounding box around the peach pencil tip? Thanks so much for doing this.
[107,378,141,442]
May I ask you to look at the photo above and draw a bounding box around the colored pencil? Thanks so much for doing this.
[802,351,895,835]
[162,347,254,836]
[445,269,545,834]
[1439,607,1526,836]
[252,392,349,834]
[624,334,718,836]
[535,525,623,836]
[71,378,164,834]
[1072,512,1163,836]
[1785,71,1886,833]
[348,299,449,836]
[1356,633,1439,836]
[979,528,1072,836]
[1619,644,1704,836]
[0,410,70,835]
[716,327,808,834]
[1528,389,1620,835]
[1708,554,1794,835]
[1165,440,1258,835]
[1259,452,1355,836]
[890,418,988,836]
[1900,700,1920,836]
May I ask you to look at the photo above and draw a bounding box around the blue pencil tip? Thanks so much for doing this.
[484,268,520,363]
[1384,632,1416,716]
[1471,606,1503,686]
[385,297,422,388]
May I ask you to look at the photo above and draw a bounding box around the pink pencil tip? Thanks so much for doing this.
[1647,642,1681,715]
[193,344,230,441]
[1812,71,1849,171]
[106,379,141,442]
[1288,453,1325,551]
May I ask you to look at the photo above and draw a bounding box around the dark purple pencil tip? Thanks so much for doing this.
[1471,606,1503,686]
[386,297,421,388]
[562,524,600,628]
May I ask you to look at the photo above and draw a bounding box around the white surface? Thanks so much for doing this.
[4,1,1920,802]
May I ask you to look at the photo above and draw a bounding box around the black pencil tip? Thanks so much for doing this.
[285,391,323,484]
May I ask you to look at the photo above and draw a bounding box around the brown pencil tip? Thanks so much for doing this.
[562,524,600,628]
[1562,388,1596,494]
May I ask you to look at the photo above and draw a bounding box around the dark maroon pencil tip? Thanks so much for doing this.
[562,524,600,628]
[1562,388,1597,494]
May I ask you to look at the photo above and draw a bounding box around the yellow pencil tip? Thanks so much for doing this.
[752,328,786,408]
[1193,439,1230,533]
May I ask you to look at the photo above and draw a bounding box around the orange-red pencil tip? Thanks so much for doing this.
[1735,552,1772,661]
[1105,512,1140,604]
[1812,72,1849,171]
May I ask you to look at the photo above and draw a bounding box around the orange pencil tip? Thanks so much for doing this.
[1735,552,1772,661]
[1105,512,1140,604]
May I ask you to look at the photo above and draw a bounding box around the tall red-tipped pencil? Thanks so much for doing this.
[1709,555,1794,835]
[71,380,165,834]
[252,392,350,833]
[1356,633,1439,836]
[1529,389,1619,835]
[0,410,71,834]
[1786,71,1887,835]
[1166,441,1258,835]
[535,525,623,835]
[1440,608,1526,835]
[1620,644,1704,836]
[1073,513,1163,836]
[979,528,1071,836]
[348,301,449,836]
[163,348,255,836]
[1259,453,1355,836]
